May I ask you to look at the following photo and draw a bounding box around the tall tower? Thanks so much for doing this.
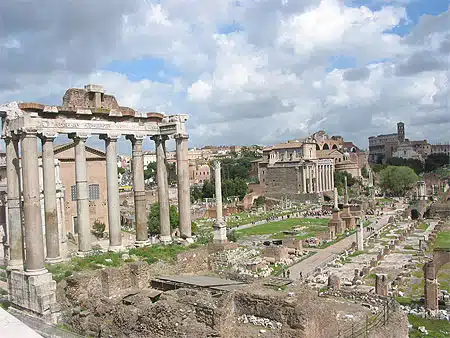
[397,122,405,143]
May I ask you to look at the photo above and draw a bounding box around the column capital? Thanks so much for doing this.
[174,133,189,140]
[100,133,120,142]
[151,134,169,143]
[213,160,221,170]
[126,135,145,144]
[68,132,90,141]
[20,128,39,138]
[39,132,58,142]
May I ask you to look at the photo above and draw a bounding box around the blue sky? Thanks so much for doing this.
[1,0,449,153]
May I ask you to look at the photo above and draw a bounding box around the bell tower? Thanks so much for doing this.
[397,122,405,143]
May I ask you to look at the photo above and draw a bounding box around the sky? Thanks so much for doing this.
[0,0,449,154]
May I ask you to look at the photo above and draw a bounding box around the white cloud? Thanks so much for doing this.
[0,0,449,150]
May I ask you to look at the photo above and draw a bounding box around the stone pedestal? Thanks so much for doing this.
[7,270,59,324]
[375,274,388,296]
[328,274,341,289]
[213,223,227,244]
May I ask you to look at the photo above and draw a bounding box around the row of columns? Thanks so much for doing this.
[301,163,334,193]
[5,130,191,273]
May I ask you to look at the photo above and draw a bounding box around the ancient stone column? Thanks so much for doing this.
[344,176,349,205]
[175,134,191,241]
[334,187,339,210]
[330,164,335,191]
[314,165,319,192]
[5,135,23,269]
[213,161,227,243]
[308,166,313,193]
[21,131,46,274]
[40,134,62,263]
[153,135,171,243]
[102,134,122,251]
[302,167,307,193]
[69,133,91,254]
[127,136,148,246]
[356,221,364,251]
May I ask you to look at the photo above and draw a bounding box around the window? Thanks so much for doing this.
[71,185,77,201]
[89,184,100,200]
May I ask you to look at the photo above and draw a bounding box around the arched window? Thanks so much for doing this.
[322,143,330,150]
[332,144,337,149]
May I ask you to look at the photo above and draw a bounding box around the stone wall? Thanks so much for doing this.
[265,166,299,196]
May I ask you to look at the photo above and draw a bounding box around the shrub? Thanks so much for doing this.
[92,220,106,238]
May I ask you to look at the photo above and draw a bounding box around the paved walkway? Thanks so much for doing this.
[0,307,42,338]
[288,213,393,280]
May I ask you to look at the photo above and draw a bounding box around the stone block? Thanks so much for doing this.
[282,238,303,251]
[129,261,150,289]
[261,246,289,263]
[328,275,341,289]
[375,274,388,297]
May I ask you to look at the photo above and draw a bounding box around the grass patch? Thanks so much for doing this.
[46,244,195,282]
[408,315,450,338]
[235,218,328,238]
[418,223,429,231]
[435,231,450,250]
[348,250,364,257]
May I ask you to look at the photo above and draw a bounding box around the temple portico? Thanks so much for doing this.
[0,85,192,321]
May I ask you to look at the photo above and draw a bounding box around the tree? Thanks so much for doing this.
[425,153,449,172]
[361,166,369,179]
[254,196,265,207]
[148,203,179,235]
[118,167,126,175]
[387,157,424,174]
[190,185,203,203]
[201,180,215,198]
[334,171,357,195]
[144,162,157,182]
[379,166,418,196]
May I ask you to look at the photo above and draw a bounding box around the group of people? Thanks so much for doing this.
[281,269,303,280]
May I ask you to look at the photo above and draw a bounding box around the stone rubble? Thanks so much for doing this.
[237,314,283,330]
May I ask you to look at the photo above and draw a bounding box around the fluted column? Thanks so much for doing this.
[175,134,191,240]
[318,165,322,192]
[69,133,91,254]
[5,135,23,269]
[127,135,148,246]
[40,133,62,263]
[101,134,122,251]
[153,135,171,243]
[308,166,313,193]
[331,164,335,191]
[21,131,46,274]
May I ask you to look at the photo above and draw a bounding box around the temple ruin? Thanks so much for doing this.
[0,85,192,322]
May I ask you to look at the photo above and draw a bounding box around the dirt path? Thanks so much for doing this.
[288,213,393,280]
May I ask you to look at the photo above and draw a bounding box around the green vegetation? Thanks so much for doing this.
[235,218,328,239]
[418,223,429,231]
[387,157,424,174]
[46,244,195,282]
[348,250,364,257]
[91,219,106,238]
[408,315,450,338]
[379,166,418,196]
[435,231,450,250]
[148,203,179,235]
[334,171,357,195]
[425,153,450,173]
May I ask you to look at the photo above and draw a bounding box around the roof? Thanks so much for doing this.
[343,141,359,150]
[53,142,106,157]
[271,142,303,150]
[317,149,343,158]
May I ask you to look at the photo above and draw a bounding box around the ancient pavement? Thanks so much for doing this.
[0,307,42,337]
[288,213,393,280]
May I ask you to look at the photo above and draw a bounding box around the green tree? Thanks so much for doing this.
[201,180,215,199]
[148,203,179,235]
[425,153,449,172]
[190,185,203,203]
[118,167,126,175]
[144,162,157,181]
[334,171,356,195]
[387,157,424,174]
[361,166,369,178]
[379,166,418,196]
[254,196,265,207]
[371,164,388,173]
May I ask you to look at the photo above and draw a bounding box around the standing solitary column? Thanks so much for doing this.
[102,134,122,251]
[41,134,62,263]
[127,136,148,246]
[69,133,91,254]
[5,135,23,269]
[21,131,46,274]
[175,134,191,241]
[356,220,364,250]
[153,135,171,243]
[330,164,335,192]
[213,161,227,243]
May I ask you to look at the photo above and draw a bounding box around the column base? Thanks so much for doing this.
[7,260,24,271]
[183,237,194,244]
[76,250,93,258]
[213,225,227,244]
[134,240,151,247]
[45,256,63,264]
[160,235,172,245]
[7,270,60,324]
[108,245,124,252]
[24,267,48,276]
